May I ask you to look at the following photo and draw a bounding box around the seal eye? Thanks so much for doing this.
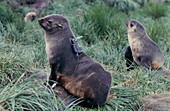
[48,20,52,24]
[130,23,134,27]
[47,20,53,27]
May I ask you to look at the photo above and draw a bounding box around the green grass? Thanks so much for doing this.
[143,2,168,19]
[0,0,169,110]
[0,3,25,32]
[0,73,63,111]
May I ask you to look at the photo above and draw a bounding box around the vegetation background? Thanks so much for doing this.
[0,0,169,110]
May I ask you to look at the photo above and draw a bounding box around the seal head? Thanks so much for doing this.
[38,14,68,34]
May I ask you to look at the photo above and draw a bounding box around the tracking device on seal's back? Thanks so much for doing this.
[71,39,83,55]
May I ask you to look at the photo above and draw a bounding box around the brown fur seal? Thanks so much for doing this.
[38,14,112,107]
[125,19,165,69]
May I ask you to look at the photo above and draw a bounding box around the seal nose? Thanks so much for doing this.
[38,18,41,22]
[38,18,44,24]
[126,19,130,27]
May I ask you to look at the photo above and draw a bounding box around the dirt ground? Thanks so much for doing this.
[23,0,53,15]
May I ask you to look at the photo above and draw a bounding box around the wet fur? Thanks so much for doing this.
[38,14,112,107]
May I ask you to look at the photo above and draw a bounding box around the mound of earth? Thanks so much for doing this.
[143,93,170,111]
[22,0,53,15]
[7,0,53,16]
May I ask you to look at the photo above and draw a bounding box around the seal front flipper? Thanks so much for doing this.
[48,63,58,86]
[125,45,137,71]
[43,63,58,87]
[125,46,134,67]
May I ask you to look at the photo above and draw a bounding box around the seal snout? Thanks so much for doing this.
[38,18,42,22]
[38,18,46,29]
[126,19,131,27]
[38,18,44,24]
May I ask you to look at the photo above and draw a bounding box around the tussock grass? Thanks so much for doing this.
[0,73,63,111]
[84,4,121,36]
[73,3,128,46]
[0,0,169,110]
[0,3,25,32]
[0,43,33,86]
[143,2,168,19]
[43,0,87,18]
[0,23,23,44]
[146,20,169,46]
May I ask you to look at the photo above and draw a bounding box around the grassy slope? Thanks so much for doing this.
[0,0,169,110]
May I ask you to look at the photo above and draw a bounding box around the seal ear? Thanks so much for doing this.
[58,24,62,27]
[56,23,63,29]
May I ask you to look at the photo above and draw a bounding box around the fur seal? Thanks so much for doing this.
[38,14,112,107]
[24,12,37,23]
[125,19,165,69]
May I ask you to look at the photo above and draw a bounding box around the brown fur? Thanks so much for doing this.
[126,19,165,69]
[38,14,112,107]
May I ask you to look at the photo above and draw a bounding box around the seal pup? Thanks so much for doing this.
[38,14,112,107]
[24,12,37,23]
[125,19,164,69]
